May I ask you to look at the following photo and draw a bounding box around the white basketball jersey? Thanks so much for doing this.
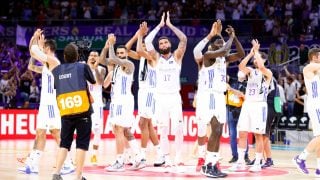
[40,65,56,105]
[245,68,269,102]
[88,66,103,105]
[305,74,320,102]
[139,57,156,89]
[211,57,227,93]
[155,54,181,93]
[197,66,207,92]
[111,65,133,99]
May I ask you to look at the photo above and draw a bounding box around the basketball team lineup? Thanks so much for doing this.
[4,12,320,180]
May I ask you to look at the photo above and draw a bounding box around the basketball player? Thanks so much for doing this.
[86,51,106,165]
[261,75,278,168]
[293,48,320,176]
[104,34,143,171]
[125,22,165,166]
[19,30,74,175]
[100,34,138,167]
[193,20,245,177]
[144,11,187,167]
[229,39,272,172]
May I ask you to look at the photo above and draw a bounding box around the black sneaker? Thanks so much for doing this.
[244,156,251,164]
[201,163,227,178]
[246,158,263,166]
[261,159,274,169]
[52,174,63,180]
[229,156,238,163]
[81,177,87,180]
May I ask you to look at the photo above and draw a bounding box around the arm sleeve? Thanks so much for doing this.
[145,26,160,51]
[193,37,209,59]
[31,45,48,62]
[84,64,96,84]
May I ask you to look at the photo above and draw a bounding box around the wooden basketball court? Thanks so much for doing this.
[0,139,318,180]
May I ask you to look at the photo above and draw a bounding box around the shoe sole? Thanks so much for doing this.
[127,164,147,171]
[249,168,262,172]
[200,170,222,178]
[60,169,75,175]
[154,161,165,167]
[227,166,246,172]
[105,168,125,172]
[18,169,38,174]
[261,164,274,169]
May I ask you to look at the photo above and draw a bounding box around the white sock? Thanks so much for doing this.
[92,149,98,156]
[205,151,219,165]
[141,148,147,160]
[65,153,73,166]
[237,148,246,163]
[317,158,320,170]
[116,154,124,164]
[124,147,131,155]
[198,145,206,158]
[92,132,101,147]
[174,122,184,158]
[30,150,42,166]
[129,139,140,155]
[299,150,310,160]
[254,153,263,165]
[154,144,163,156]
[160,126,170,155]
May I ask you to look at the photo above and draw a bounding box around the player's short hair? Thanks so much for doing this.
[260,52,268,60]
[209,35,222,44]
[64,43,79,63]
[308,48,320,60]
[44,39,57,52]
[158,36,170,42]
[116,45,127,51]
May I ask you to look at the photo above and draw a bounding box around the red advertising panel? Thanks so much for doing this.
[0,109,252,143]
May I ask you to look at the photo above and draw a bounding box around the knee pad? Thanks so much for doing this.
[197,123,207,137]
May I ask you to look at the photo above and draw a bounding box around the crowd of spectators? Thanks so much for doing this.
[0,0,319,41]
[0,40,112,109]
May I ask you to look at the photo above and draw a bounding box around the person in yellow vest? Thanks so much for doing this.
[51,43,97,180]
[226,73,250,164]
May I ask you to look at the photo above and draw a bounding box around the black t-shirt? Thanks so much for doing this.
[19,79,32,94]
[293,88,304,117]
